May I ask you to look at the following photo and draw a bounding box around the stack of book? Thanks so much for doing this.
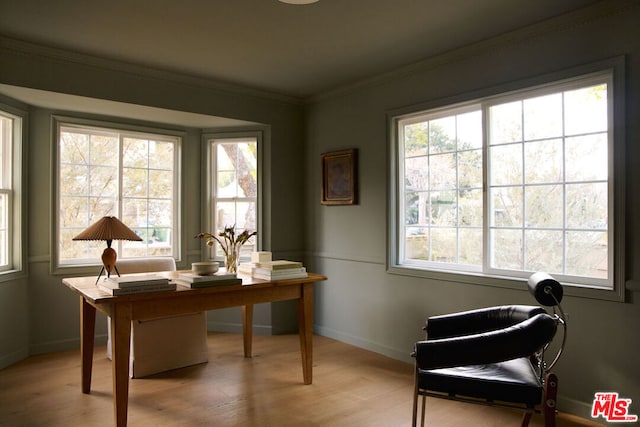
[173,271,242,288]
[98,274,175,296]
[251,260,308,281]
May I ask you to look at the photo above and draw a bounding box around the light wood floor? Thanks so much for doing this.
[0,333,603,427]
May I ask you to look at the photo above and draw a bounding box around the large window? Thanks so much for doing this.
[204,134,259,261]
[0,108,24,274]
[392,71,618,290]
[56,119,181,266]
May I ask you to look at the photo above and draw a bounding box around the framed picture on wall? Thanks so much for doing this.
[321,149,358,205]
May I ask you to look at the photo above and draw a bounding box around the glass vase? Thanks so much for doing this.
[225,248,239,274]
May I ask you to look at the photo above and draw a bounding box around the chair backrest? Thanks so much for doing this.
[425,305,546,340]
[115,257,176,274]
[416,310,558,370]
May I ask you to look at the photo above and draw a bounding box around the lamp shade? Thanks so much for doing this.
[72,216,142,242]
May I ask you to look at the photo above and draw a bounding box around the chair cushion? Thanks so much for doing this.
[418,357,543,406]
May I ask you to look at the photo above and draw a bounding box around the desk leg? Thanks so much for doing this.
[80,297,96,394]
[297,282,314,385]
[242,304,254,357]
[110,303,132,427]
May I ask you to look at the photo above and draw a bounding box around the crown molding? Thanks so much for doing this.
[0,35,304,107]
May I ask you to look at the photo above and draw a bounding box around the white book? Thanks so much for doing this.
[255,260,304,270]
[253,269,308,280]
[178,271,237,283]
[253,267,306,277]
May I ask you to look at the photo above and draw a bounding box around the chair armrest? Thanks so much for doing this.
[414,313,557,370]
[425,305,546,340]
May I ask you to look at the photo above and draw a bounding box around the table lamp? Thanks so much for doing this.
[72,216,142,283]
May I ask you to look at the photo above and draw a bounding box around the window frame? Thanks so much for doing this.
[387,58,626,301]
[0,103,27,281]
[201,130,263,263]
[52,116,184,274]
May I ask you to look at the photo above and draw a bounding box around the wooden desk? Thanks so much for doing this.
[62,271,327,427]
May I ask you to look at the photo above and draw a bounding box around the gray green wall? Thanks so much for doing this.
[304,1,640,420]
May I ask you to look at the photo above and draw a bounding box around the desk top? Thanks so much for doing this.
[62,271,327,304]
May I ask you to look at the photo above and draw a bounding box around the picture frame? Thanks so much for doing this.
[321,149,358,205]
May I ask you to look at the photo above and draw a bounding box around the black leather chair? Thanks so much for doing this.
[412,272,567,427]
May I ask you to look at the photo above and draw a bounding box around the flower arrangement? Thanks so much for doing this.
[195,225,256,273]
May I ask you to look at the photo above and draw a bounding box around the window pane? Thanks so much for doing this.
[458,228,482,266]
[403,122,429,157]
[60,131,90,165]
[405,228,428,260]
[429,153,456,190]
[122,138,148,168]
[430,190,457,227]
[457,111,482,149]
[458,149,482,189]
[491,229,523,270]
[60,164,89,196]
[90,134,118,167]
[525,184,563,228]
[490,101,522,144]
[217,171,236,197]
[523,93,563,140]
[122,198,148,226]
[405,157,429,191]
[431,228,457,263]
[566,183,607,229]
[564,84,608,136]
[405,192,426,226]
[565,134,607,182]
[524,139,563,184]
[490,144,522,186]
[490,187,523,227]
[566,231,607,279]
[91,165,118,196]
[148,141,174,169]
[524,230,563,272]
[122,168,148,198]
[459,189,483,227]
[149,169,173,199]
[429,117,456,154]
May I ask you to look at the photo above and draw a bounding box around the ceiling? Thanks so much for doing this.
[0,0,600,100]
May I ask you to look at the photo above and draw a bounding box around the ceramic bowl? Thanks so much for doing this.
[191,261,219,275]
